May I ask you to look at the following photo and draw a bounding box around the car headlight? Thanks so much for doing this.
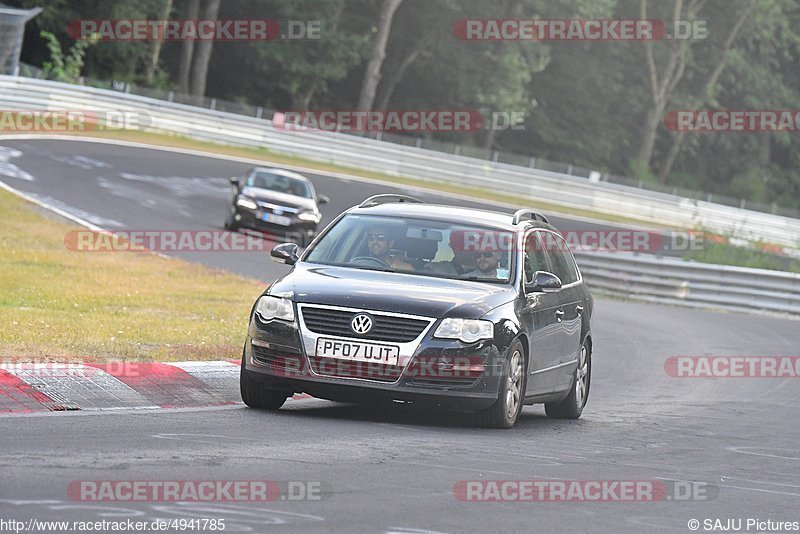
[434,318,493,343]
[254,296,295,322]
[297,210,320,222]
[236,195,258,210]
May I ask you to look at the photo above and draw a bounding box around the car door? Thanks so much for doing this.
[540,231,583,390]
[520,230,564,396]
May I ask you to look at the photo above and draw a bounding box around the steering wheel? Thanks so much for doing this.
[350,256,391,269]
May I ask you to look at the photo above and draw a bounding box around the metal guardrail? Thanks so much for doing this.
[0,75,797,317]
[1,75,799,251]
[19,63,799,220]
[576,251,800,316]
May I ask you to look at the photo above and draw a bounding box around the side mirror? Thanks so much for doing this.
[317,194,329,205]
[228,176,240,185]
[526,271,562,293]
[271,242,299,265]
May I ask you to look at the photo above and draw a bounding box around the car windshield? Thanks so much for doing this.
[303,214,515,283]
[246,170,312,198]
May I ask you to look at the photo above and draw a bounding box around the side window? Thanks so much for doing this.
[542,232,578,285]
[558,236,581,284]
[523,231,548,283]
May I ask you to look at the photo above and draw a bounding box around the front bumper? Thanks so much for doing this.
[244,314,504,410]
[234,206,318,239]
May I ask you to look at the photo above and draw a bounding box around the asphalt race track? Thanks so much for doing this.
[1,138,799,533]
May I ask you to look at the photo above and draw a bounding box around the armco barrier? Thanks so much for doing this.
[575,251,800,316]
[1,75,799,251]
[1,76,799,317]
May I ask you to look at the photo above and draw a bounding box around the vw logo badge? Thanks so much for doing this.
[351,314,373,334]
[274,208,284,215]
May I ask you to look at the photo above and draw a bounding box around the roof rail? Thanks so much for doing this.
[359,194,422,208]
[512,208,549,225]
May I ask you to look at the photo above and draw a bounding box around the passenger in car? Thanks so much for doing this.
[424,247,477,276]
[464,251,506,279]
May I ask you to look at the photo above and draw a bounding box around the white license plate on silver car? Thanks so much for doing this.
[315,338,399,365]
[259,212,292,226]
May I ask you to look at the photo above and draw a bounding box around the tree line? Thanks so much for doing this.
[12,0,800,212]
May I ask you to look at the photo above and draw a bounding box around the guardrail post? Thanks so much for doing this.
[167,91,174,102]
[256,106,263,119]
[210,98,217,110]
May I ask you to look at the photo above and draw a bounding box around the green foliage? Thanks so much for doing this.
[728,168,770,205]
[685,241,800,273]
[10,0,800,213]
[40,30,95,82]
[629,159,658,186]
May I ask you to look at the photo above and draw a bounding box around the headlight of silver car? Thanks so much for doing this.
[297,210,321,222]
[236,195,258,210]
[434,318,493,343]
[255,296,295,322]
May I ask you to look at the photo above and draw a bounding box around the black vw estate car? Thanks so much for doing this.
[240,195,593,428]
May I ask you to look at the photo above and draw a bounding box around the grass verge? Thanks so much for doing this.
[0,187,263,362]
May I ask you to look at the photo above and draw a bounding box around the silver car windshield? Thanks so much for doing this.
[246,171,312,198]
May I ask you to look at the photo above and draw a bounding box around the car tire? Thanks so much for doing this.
[545,338,591,419]
[224,215,239,232]
[240,349,289,410]
[476,339,525,429]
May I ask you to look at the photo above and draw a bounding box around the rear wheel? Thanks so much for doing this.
[545,338,591,419]
[476,339,525,429]
[240,349,288,410]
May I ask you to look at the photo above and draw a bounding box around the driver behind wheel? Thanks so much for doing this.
[365,225,414,271]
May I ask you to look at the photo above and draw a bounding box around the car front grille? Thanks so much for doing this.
[300,307,430,343]
[308,356,403,382]
[256,200,299,214]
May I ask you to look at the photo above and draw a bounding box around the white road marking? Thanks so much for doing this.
[0,146,33,181]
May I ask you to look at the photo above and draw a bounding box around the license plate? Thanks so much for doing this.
[259,212,292,226]
[315,338,399,366]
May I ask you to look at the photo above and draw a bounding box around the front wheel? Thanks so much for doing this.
[240,349,288,410]
[476,339,525,429]
[224,213,239,231]
[545,338,591,419]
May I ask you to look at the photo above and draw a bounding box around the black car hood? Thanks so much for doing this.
[268,264,516,318]
[242,186,316,210]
